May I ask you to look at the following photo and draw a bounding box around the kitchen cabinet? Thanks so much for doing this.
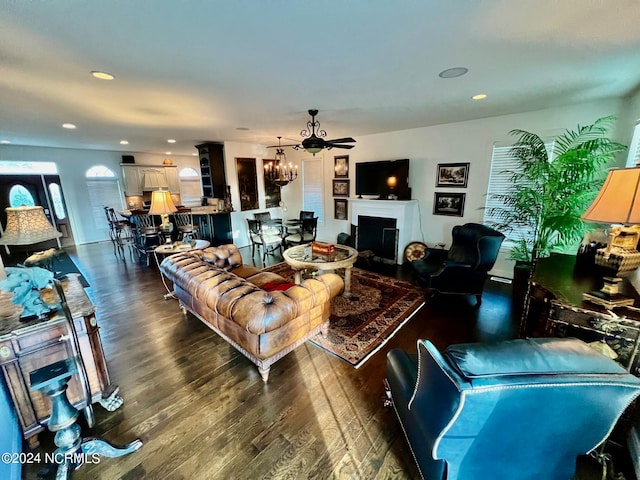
[165,166,179,194]
[120,165,179,196]
[196,143,225,199]
[121,165,142,196]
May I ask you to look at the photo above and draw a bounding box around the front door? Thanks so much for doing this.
[43,175,75,247]
[0,174,74,254]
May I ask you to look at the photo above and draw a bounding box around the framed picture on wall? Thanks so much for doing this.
[433,192,465,216]
[436,162,470,188]
[332,179,350,197]
[236,157,259,211]
[334,155,349,178]
[334,199,348,220]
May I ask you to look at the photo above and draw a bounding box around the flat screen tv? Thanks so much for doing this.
[355,159,410,199]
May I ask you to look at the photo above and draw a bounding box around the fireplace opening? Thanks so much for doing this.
[352,215,398,263]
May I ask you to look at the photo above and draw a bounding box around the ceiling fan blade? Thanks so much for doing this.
[325,137,356,144]
[331,144,355,149]
[266,143,299,148]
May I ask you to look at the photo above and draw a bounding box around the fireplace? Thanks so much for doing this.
[350,199,420,264]
[353,216,398,262]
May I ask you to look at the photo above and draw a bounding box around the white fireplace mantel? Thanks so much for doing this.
[350,198,421,264]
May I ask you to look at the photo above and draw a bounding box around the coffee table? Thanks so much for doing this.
[283,244,358,297]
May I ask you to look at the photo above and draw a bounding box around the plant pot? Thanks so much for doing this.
[512,261,532,314]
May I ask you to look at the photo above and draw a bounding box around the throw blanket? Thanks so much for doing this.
[0,267,54,317]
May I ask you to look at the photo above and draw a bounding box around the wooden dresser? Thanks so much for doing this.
[0,274,115,446]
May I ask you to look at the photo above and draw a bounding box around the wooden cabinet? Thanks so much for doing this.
[120,165,180,196]
[121,165,142,196]
[165,166,179,194]
[196,143,226,199]
[0,275,115,445]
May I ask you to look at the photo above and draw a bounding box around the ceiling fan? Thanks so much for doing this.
[291,109,356,155]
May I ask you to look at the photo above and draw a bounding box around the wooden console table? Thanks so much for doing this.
[0,274,119,447]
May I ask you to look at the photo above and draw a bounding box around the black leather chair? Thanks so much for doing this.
[410,223,504,304]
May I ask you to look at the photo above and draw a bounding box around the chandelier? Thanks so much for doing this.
[265,137,298,187]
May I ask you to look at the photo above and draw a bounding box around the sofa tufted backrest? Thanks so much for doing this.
[190,244,243,270]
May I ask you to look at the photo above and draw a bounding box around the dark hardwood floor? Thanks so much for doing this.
[20,242,631,479]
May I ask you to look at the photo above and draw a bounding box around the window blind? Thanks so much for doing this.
[302,158,324,223]
[627,121,640,167]
[87,179,123,232]
[483,142,554,248]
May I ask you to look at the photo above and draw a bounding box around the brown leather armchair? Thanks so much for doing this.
[410,223,504,304]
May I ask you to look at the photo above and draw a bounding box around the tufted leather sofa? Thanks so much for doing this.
[160,244,344,382]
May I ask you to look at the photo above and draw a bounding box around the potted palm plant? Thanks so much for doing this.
[487,115,627,298]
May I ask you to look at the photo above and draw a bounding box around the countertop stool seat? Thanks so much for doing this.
[30,358,142,479]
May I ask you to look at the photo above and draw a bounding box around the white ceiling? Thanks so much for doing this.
[2,0,640,156]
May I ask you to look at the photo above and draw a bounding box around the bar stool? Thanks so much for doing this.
[30,359,142,479]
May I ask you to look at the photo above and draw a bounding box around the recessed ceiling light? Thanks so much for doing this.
[1,140,10,144]
[165,151,172,155]
[472,93,488,100]
[438,67,468,79]
[62,123,76,129]
[120,140,129,145]
[91,71,115,80]
[236,127,250,131]
[167,139,176,143]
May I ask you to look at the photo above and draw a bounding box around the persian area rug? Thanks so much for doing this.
[263,263,425,368]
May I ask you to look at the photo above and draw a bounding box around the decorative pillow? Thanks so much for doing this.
[262,282,296,292]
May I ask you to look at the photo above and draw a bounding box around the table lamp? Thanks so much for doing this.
[148,188,177,229]
[0,206,62,247]
[581,165,640,308]
[0,206,62,280]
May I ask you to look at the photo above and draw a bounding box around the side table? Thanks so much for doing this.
[154,240,210,299]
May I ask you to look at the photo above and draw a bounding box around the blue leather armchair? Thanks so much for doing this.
[386,337,640,480]
[410,223,504,304]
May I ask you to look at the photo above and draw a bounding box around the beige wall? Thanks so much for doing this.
[2,96,636,278]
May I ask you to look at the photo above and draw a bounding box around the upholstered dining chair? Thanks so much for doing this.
[410,222,504,305]
[285,210,315,236]
[386,337,640,480]
[283,217,318,247]
[247,218,283,262]
[253,212,272,222]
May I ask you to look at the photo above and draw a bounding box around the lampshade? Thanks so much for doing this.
[148,189,178,215]
[582,166,640,224]
[0,206,62,245]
